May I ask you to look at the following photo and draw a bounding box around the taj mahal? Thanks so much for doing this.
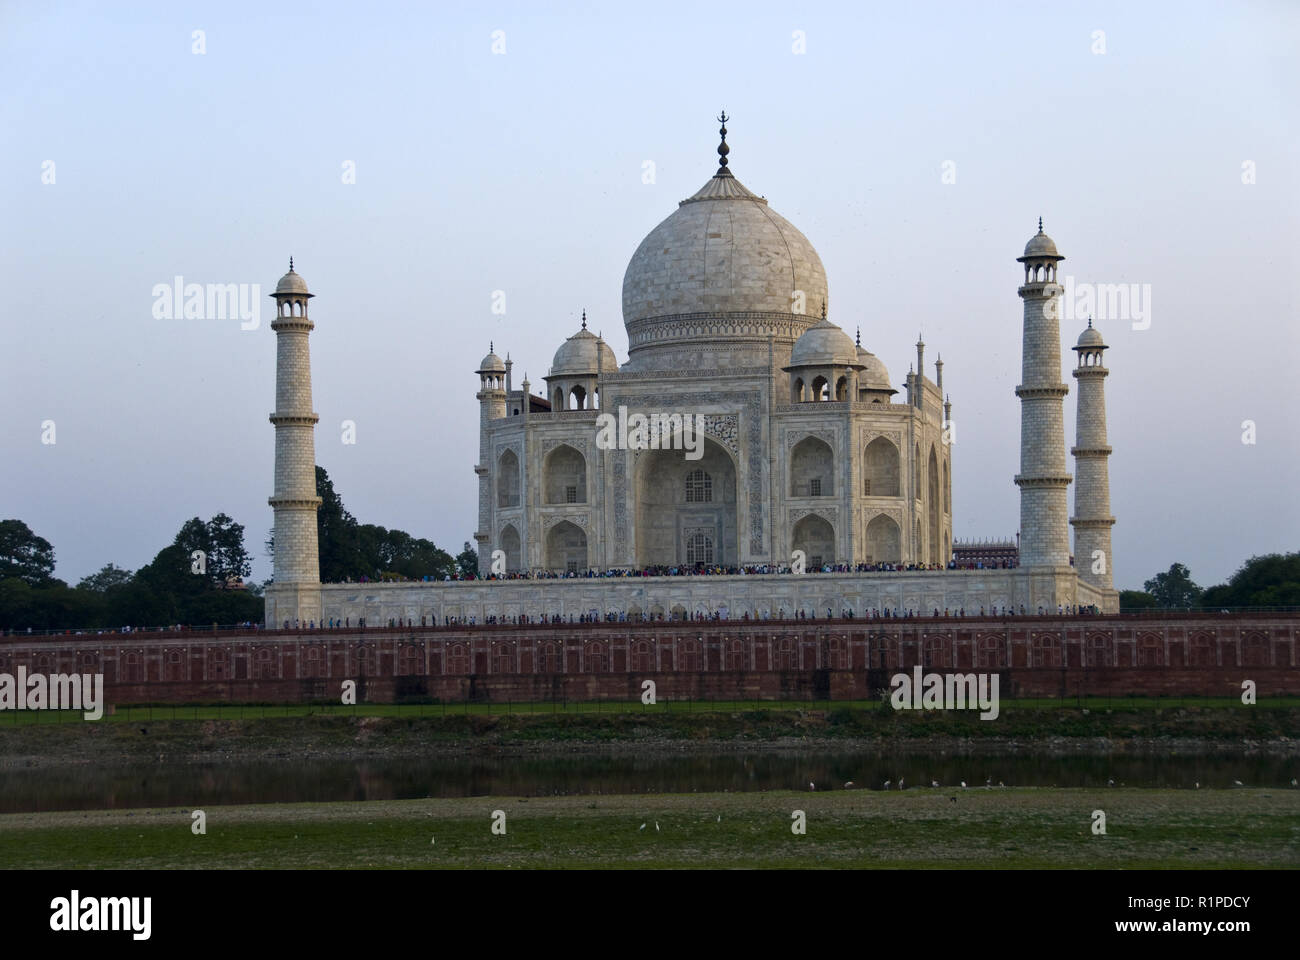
[263,117,1119,628]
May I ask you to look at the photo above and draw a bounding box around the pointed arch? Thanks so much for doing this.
[496,448,520,508]
[544,520,587,573]
[543,444,586,504]
[790,435,834,497]
[865,513,901,564]
[863,436,900,496]
[792,513,835,568]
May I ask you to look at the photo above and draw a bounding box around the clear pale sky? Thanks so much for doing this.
[1,0,1296,592]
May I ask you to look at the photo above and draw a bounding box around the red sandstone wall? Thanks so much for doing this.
[1,614,1296,704]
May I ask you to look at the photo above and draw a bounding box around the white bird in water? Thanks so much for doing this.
[655,821,660,832]
[717,815,721,822]
[639,823,646,831]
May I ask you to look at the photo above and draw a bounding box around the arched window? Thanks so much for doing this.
[685,469,713,503]
[863,436,900,496]
[686,532,714,565]
[496,449,520,508]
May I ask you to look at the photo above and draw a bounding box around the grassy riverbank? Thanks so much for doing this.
[2,704,1298,766]
[2,788,1297,869]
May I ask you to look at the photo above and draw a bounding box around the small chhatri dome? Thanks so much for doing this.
[1020,218,1062,259]
[789,316,859,368]
[856,344,894,392]
[549,322,617,376]
[1076,319,1106,348]
[479,343,506,372]
[275,257,311,296]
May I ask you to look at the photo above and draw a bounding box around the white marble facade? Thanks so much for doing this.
[475,140,954,578]
[266,124,1121,627]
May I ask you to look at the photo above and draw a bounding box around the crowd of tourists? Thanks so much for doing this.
[329,558,1019,585]
[282,602,1101,632]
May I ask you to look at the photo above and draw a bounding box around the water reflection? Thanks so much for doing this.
[5,752,1297,814]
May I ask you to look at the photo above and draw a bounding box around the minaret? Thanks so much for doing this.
[1014,220,1072,569]
[1071,319,1115,593]
[267,259,322,627]
[474,344,507,574]
[914,334,925,408]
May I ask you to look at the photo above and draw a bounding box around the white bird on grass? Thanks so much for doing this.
[960,781,967,789]
[809,781,816,791]
[883,780,892,790]
[931,780,940,788]
[899,777,905,791]
[639,823,646,831]
[655,821,660,832]
[1233,780,1244,787]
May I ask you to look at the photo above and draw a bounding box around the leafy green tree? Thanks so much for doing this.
[205,513,252,587]
[77,563,134,592]
[1118,589,1158,610]
[1143,562,1202,608]
[1201,552,1300,609]
[0,519,56,585]
[0,577,35,629]
[315,466,360,582]
[456,541,479,578]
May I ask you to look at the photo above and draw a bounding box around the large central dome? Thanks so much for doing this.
[621,126,828,370]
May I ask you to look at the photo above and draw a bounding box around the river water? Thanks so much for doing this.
[4,752,1297,814]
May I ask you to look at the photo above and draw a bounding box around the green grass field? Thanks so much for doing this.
[4,695,1295,725]
[3,789,1297,869]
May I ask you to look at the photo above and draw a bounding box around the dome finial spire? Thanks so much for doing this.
[716,110,730,174]
[820,300,826,320]
[1038,216,1043,233]
[855,326,861,347]
[489,340,494,353]
[581,308,587,330]
[289,256,293,271]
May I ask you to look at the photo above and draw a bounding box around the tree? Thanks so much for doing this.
[0,519,56,585]
[166,514,251,588]
[1143,562,1202,609]
[456,541,479,578]
[77,563,134,592]
[1118,589,1158,611]
[205,513,252,586]
[315,466,360,582]
[1201,552,1300,609]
